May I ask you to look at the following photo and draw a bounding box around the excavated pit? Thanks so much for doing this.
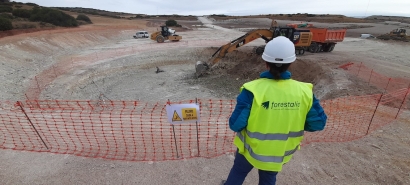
[40,46,383,101]
[2,20,410,185]
[2,28,390,102]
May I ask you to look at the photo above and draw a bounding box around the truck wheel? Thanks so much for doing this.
[309,43,318,53]
[156,35,165,43]
[329,44,335,52]
[317,44,322,52]
[322,44,331,52]
[299,49,305,55]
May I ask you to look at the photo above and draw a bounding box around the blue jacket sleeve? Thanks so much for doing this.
[305,94,327,132]
[229,89,253,132]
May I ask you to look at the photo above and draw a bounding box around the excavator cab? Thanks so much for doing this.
[273,28,294,40]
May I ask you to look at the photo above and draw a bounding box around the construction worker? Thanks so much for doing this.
[221,36,327,185]
[280,30,287,36]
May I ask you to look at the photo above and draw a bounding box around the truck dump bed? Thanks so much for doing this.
[308,28,347,43]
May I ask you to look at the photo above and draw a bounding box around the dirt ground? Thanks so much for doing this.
[1,16,410,185]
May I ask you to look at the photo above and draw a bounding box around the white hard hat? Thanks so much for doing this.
[262,36,296,64]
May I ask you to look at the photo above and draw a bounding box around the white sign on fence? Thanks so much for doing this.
[166,103,200,124]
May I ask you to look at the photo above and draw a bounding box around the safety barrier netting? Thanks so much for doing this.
[340,62,410,93]
[1,62,409,161]
[1,89,409,161]
[0,99,237,161]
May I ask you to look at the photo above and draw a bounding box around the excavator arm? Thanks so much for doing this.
[209,29,275,65]
[194,25,313,77]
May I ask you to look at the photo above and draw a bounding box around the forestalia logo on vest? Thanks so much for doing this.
[261,101,301,110]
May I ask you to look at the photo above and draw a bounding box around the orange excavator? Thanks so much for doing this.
[195,19,347,76]
[195,20,313,76]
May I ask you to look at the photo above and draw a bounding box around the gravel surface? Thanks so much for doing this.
[1,16,410,185]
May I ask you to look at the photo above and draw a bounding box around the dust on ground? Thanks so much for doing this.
[0,16,410,185]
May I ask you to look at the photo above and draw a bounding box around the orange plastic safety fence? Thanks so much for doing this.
[340,62,410,93]
[0,99,237,161]
[1,89,409,162]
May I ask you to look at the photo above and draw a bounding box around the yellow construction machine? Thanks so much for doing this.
[195,26,313,76]
[378,28,410,41]
[390,28,408,37]
[150,26,182,43]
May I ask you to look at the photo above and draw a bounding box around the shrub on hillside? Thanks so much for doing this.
[14,23,37,29]
[25,2,39,7]
[165,19,177,27]
[109,15,121,19]
[29,7,78,27]
[0,12,13,19]
[211,14,227,17]
[0,17,12,30]
[0,1,12,6]
[0,5,13,13]
[12,8,31,18]
[76,14,92,23]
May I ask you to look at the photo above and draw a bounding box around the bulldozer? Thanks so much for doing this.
[150,26,182,43]
[195,25,313,76]
[390,28,408,37]
[378,28,410,42]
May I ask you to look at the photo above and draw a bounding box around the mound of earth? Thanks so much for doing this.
[187,47,383,100]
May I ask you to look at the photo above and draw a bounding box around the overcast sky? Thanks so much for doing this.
[18,0,410,17]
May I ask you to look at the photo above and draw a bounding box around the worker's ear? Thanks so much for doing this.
[265,62,269,69]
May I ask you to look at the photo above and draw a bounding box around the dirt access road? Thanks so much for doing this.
[0,16,410,185]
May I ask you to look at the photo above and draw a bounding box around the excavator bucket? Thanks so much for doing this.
[195,61,209,77]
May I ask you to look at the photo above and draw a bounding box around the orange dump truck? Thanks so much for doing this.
[306,28,347,53]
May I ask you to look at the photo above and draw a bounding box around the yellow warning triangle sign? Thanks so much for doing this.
[172,110,182,121]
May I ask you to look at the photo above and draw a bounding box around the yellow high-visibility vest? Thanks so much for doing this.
[234,78,313,172]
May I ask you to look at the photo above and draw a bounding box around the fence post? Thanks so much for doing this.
[395,84,410,119]
[195,98,200,157]
[384,78,392,94]
[171,126,179,158]
[168,99,180,158]
[17,101,49,150]
[366,94,383,135]
[368,70,373,85]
